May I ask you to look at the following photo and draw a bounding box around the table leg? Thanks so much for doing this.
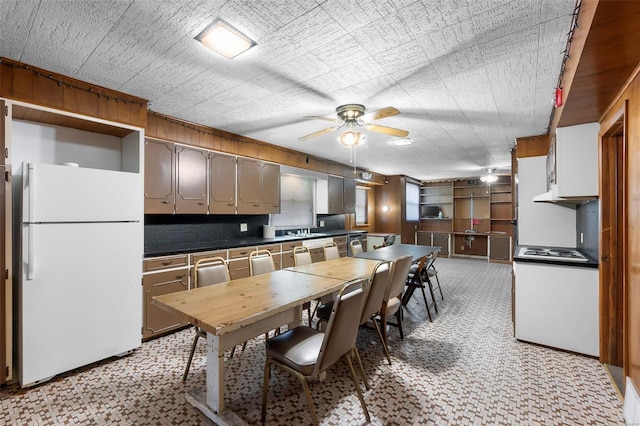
[206,332,225,412]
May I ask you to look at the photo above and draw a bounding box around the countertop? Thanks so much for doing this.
[512,245,599,268]
[144,230,367,258]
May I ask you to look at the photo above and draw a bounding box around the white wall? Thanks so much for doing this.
[517,156,576,247]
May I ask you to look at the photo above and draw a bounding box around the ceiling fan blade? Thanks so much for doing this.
[303,115,343,123]
[298,127,339,141]
[363,123,409,137]
[360,106,400,122]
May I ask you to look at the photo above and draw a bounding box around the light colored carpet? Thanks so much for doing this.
[0,257,625,425]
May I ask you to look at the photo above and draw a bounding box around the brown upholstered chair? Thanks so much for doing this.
[403,253,437,322]
[293,246,314,324]
[249,249,276,276]
[261,280,370,425]
[379,255,413,348]
[315,260,393,370]
[323,241,340,260]
[349,239,363,255]
[183,257,230,381]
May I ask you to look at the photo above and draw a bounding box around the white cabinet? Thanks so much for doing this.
[514,262,599,356]
[555,122,599,198]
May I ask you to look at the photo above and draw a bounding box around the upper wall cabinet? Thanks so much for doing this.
[343,177,356,214]
[175,145,208,214]
[555,122,599,198]
[144,139,175,214]
[237,158,280,214]
[327,175,344,214]
[209,152,236,214]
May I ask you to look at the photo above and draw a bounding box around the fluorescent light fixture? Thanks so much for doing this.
[195,19,255,59]
[389,138,413,146]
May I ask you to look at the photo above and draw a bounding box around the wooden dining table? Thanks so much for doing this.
[354,243,440,262]
[285,256,382,281]
[153,268,349,425]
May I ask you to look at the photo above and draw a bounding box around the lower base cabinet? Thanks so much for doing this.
[489,236,512,261]
[142,269,188,340]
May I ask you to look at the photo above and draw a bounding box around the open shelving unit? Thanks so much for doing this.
[417,175,513,262]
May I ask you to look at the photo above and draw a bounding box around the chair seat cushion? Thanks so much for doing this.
[427,269,438,277]
[266,327,324,376]
[386,296,402,315]
[409,264,418,273]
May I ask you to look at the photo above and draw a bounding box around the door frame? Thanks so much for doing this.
[599,101,628,370]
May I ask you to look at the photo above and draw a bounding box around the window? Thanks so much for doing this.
[270,174,315,228]
[406,182,420,221]
[355,186,369,225]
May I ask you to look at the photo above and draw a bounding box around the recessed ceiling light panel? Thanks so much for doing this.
[195,19,255,59]
[389,138,413,146]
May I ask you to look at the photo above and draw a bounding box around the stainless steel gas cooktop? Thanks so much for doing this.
[517,247,589,262]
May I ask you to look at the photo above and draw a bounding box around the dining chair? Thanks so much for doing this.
[249,249,276,276]
[293,246,314,324]
[379,254,413,348]
[403,253,437,321]
[384,234,396,246]
[316,260,394,372]
[183,256,230,381]
[349,239,363,255]
[323,241,340,260]
[426,249,444,301]
[261,280,370,425]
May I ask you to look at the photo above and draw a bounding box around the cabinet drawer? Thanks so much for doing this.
[143,255,189,272]
[310,247,324,263]
[257,244,281,254]
[229,246,255,259]
[191,250,227,264]
[228,258,250,279]
[282,241,302,252]
[333,236,347,244]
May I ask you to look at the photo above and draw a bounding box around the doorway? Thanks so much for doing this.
[599,102,627,375]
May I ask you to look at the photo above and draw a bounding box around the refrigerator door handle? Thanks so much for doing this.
[27,163,36,222]
[27,224,35,280]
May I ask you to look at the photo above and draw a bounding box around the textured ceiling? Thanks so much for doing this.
[0,0,576,180]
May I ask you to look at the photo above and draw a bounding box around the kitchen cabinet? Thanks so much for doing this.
[257,244,282,270]
[228,246,254,279]
[175,145,208,214]
[514,261,599,356]
[209,152,236,214]
[144,139,175,213]
[333,236,348,257]
[343,177,356,214]
[142,255,189,340]
[281,241,302,268]
[310,247,324,263]
[190,249,227,283]
[489,236,511,262]
[237,158,280,214]
[416,232,450,257]
[327,175,344,214]
[554,122,599,198]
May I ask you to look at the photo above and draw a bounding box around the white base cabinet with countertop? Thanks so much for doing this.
[514,261,599,356]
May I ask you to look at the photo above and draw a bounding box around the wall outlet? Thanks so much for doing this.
[320,220,325,227]
[460,246,465,251]
[240,223,247,232]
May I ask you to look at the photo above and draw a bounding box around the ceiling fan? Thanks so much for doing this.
[299,104,409,146]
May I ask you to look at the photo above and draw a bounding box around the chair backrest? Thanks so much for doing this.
[193,256,230,289]
[249,250,276,276]
[293,246,312,266]
[385,255,413,302]
[360,261,392,325]
[428,248,440,271]
[323,241,340,261]
[384,235,396,246]
[408,255,430,286]
[350,239,363,255]
[316,280,366,374]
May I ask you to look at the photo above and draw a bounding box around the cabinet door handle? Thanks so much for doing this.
[198,202,205,205]
[253,204,260,207]
[176,274,185,279]
[227,203,234,206]
[161,261,171,266]
[161,201,170,204]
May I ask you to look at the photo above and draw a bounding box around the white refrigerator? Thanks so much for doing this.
[20,163,142,387]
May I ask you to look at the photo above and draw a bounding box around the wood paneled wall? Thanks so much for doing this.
[146,111,385,182]
[0,58,147,128]
[374,176,403,235]
[600,63,640,393]
[515,134,550,158]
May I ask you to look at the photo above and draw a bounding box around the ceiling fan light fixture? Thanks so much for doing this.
[339,129,364,146]
[480,167,499,183]
[195,19,255,59]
